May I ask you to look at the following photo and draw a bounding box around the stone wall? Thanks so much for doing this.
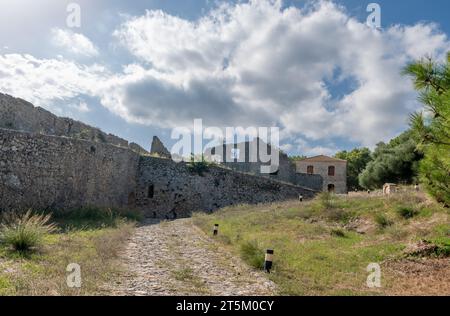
[0,128,316,217]
[0,93,148,154]
[293,173,323,192]
[0,128,140,212]
[135,156,316,219]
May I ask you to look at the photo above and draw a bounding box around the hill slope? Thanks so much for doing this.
[194,189,449,295]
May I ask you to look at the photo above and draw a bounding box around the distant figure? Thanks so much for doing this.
[367,190,371,195]
[299,194,303,202]
[414,184,419,192]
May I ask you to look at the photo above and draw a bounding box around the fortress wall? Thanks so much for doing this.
[0,128,140,212]
[135,156,316,219]
[0,93,148,154]
[0,128,316,217]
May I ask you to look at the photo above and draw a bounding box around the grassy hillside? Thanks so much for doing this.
[0,208,138,295]
[194,189,449,295]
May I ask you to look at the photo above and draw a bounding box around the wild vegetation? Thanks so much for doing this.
[335,148,372,191]
[403,52,450,206]
[358,130,423,189]
[0,207,139,295]
[194,189,449,295]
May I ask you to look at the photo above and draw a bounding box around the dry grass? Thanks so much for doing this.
[0,210,136,296]
[193,189,449,295]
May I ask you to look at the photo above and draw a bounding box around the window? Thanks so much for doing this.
[307,165,314,174]
[148,184,154,198]
[211,147,216,155]
[328,166,335,176]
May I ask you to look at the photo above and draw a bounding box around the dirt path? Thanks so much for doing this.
[107,219,277,296]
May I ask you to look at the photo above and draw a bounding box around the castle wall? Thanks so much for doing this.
[0,128,140,212]
[0,128,316,217]
[293,173,323,192]
[0,93,148,154]
[135,157,316,219]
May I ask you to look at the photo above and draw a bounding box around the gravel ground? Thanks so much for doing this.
[106,218,277,296]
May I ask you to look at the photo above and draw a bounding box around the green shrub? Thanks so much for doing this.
[0,210,57,252]
[52,207,143,230]
[330,228,346,238]
[374,213,393,228]
[187,154,210,176]
[396,206,419,219]
[318,192,335,210]
[427,237,450,257]
[239,240,265,270]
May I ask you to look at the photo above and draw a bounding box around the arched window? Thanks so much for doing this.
[328,166,335,176]
[307,165,314,174]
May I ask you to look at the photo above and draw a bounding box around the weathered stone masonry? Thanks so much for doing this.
[0,128,315,218]
[135,156,315,219]
[0,128,139,212]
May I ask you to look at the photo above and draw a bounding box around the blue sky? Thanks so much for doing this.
[0,0,449,156]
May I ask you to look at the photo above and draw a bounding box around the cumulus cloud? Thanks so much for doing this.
[110,0,449,147]
[0,53,107,107]
[1,0,449,153]
[51,28,99,57]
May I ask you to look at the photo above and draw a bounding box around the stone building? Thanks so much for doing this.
[204,138,296,184]
[295,155,347,194]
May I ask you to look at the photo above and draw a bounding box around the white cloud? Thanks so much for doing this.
[70,100,91,113]
[0,53,107,108]
[51,28,99,57]
[110,0,449,147]
[1,0,449,151]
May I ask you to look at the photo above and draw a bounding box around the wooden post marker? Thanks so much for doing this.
[264,249,274,273]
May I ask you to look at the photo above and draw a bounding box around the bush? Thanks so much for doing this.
[374,213,393,228]
[318,192,336,210]
[53,207,143,230]
[187,154,210,176]
[330,228,346,238]
[396,206,419,219]
[239,240,265,270]
[0,210,57,252]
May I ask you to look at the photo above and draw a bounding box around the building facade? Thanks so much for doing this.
[295,155,347,194]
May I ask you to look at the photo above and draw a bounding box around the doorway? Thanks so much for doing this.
[327,184,335,193]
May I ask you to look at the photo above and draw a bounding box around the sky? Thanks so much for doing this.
[0,0,449,156]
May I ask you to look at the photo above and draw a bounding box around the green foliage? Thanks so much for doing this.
[187,153,210,176]
[0,210,57,252]
[403,53,450,206]
[335,148,372,190]
[52,207,143,230]
[330,228,346,238]
[289,155,307,162]
[318,192,336,210]
[358,130,423,189]
[374,213,393,229]
[239,240,265,270]
[396,206,419,219]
